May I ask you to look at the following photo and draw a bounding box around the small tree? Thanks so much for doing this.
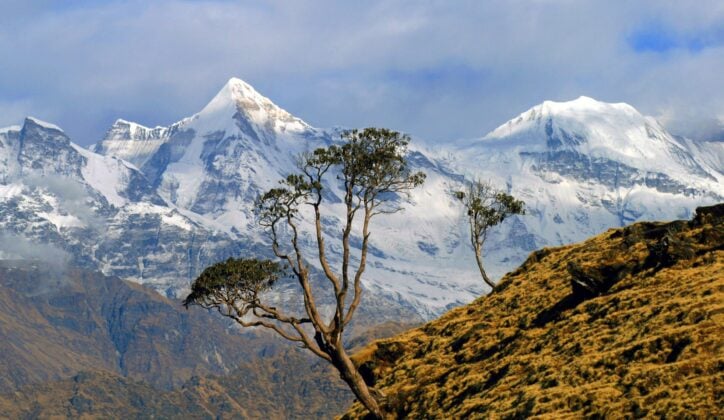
[184,128,425,419]
[455,180,525,289]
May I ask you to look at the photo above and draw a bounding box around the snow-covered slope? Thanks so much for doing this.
[91,82,722,317]
[677,137,724,178]
[0,117,247,296]
[5,81,722,319]
[441,96,722,280]
[94,78,481,315]
[96,78,331,220]
[472,96,721,187]
[0,91,428,323]
[92,119,170,169]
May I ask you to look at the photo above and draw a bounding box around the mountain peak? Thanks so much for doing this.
[542,95,598,107]
[473,96,716,183]
[200,77,272,114]
[485,96,646,142]
[107,118,168,136]
[537,96,638,117]
[24,116,64,132]
[112,118,147,128]
[195,77,309,132]
[0,125,21,134]
[224,77,261,97]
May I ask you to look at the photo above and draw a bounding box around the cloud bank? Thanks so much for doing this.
[0,0,722,144]
[0,233,70,267]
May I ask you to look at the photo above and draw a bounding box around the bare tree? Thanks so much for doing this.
[454,180,525,289]
[184,128,425,419]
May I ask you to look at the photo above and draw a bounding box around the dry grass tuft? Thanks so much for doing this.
[344,204,724,418]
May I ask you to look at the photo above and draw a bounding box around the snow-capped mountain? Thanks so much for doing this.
[93,78,478,316]
[97,78,333,228]
[0,116,247,295]
[439,96,722,277]
[3,80,722,319]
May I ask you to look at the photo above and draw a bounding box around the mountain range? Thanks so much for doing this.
[1,78,721,320]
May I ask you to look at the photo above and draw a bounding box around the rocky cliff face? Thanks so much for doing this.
[0,117,252,297]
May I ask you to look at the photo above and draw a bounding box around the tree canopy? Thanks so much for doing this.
[455,180,525,289]
[186,127,425,419]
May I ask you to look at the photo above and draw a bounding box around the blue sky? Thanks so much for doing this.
[1,0,723,145]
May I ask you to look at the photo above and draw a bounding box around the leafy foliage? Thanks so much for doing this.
[456,181,525,235]
[455,180,525,288]
[183,258,282,309]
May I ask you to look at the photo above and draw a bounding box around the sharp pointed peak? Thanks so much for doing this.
[195,77,310,131]
[198,77,266,115]
[215,77,271,105]
[224,76,254,90]
[24,116,64,132]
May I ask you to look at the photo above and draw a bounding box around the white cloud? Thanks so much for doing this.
[0,233,70,266]
[0,0,722,143]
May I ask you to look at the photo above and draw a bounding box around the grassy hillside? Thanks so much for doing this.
[346,204,723,418]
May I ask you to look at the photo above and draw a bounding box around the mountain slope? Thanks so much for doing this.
[0,355,353,419]
[95,77,327,215]
[0,116,250,296]
[0,261,261,392]
[0,371,217,419]
[93,78,482,316]
[4,81,722,319]
[91,80,723,318]
[345,204,723,418]
[0,261,422,418]
[441,95,723,281]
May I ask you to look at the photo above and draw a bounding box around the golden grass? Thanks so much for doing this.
[345,206,724,418]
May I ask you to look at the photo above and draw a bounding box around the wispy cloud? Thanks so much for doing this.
[25,175,103,229]
[0,233,70,266]
[0,0,722,143]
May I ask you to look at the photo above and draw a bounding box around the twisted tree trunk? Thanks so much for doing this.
[332,346,384,419]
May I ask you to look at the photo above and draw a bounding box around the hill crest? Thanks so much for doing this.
[346,203,723,418]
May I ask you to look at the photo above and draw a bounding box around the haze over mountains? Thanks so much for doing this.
[1,78,721,320]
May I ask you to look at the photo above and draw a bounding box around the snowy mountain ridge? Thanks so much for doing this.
[2,79,721,319]
[473,95,720,189]
[0,116,249,296]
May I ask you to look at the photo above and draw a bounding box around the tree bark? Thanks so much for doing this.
[332,346,384,419]
[474,244,495,289]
